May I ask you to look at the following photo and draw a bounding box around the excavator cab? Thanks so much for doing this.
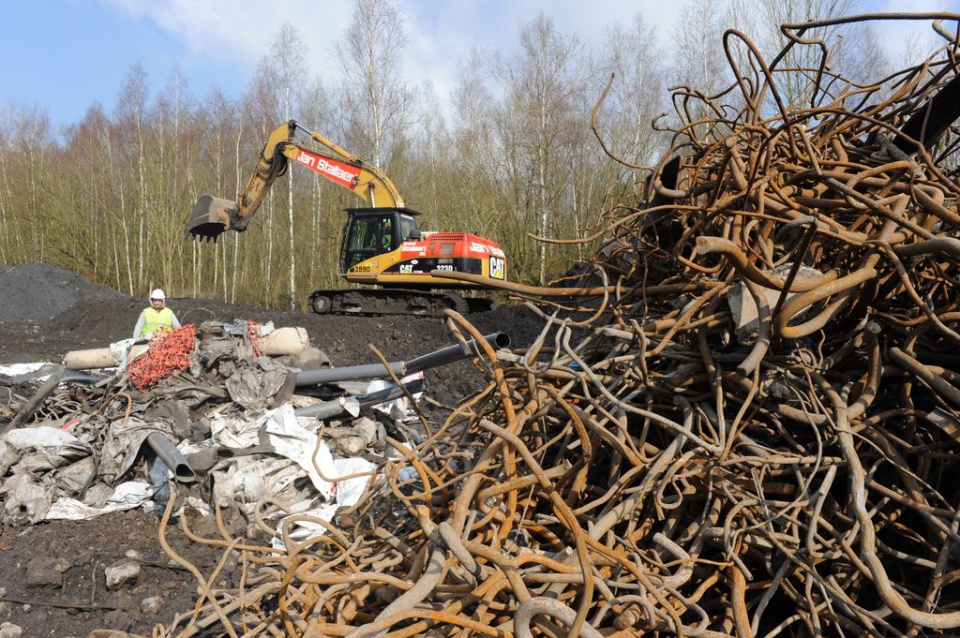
[340,207,421,273]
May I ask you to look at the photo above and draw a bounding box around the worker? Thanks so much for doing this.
[380,218,393,251]
[132,288,181,339]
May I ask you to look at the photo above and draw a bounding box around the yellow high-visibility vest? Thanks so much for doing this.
[141,307,176,337]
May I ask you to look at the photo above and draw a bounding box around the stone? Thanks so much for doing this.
[140,596,164,615]
[26,557,70,588]
[73,549,94,567]
[104,558,140,590]
[0,622,23,638]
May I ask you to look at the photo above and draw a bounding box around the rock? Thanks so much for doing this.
[104,558,140,590]
[140,596,164,615]
[352,417,380,443]
[26,557,70,588]
[0,622,23,638]
[187,511,220,539]
[99,610,128,631]
[73,549,95,567]
[82,482,114,508]
[116,595,137,614]
[325,417,381,455]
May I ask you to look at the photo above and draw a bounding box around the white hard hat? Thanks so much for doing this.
[150,288,166,301]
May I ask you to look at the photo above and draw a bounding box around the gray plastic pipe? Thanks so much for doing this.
[294,333,510,387]
[294,377,426,419]
[146,432,196,482]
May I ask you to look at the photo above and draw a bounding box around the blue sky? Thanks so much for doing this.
[3,0,960,130]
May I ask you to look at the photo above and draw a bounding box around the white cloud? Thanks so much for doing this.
[102,0,355,81]
[100,0,690,97]
[99,0,960,110]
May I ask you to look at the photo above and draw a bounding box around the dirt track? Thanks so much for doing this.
[0,263,546,637]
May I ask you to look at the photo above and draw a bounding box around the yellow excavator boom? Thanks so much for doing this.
[186,120,403,239]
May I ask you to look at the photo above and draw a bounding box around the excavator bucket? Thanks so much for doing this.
[185,195,236,241]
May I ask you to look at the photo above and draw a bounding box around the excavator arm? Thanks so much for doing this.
[186,120,404,239]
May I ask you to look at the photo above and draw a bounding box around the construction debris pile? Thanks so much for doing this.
[0,319,454,532]
[109,16,960,638]
[6,14,960,638]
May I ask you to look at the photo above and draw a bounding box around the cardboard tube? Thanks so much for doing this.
[63,326,310,370]
[258,326,310,355]
[63,345,147,370]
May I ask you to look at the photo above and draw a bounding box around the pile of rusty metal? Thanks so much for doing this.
[154,15,960,638]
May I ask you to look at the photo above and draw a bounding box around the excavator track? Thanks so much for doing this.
[308,289,493,317]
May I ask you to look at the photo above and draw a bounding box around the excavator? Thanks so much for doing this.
[185,120,507,315]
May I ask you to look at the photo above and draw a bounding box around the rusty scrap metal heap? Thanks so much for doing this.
[160,15,960,638]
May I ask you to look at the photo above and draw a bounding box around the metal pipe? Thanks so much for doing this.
[294,396,362,420]
[293,333,510,387]
[404,333,510,375]
[146,432,196,482]
[295,361,406,386]
[294,377,425,419]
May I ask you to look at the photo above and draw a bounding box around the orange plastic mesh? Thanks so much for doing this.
[128,324,197,391]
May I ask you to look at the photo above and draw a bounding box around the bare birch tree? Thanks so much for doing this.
[495,12,587,285]
[61,104,118,284]
[244,53,285,304]
[597,14,671,204]
[114,65,150,295]
[337,0,413,170]
[0,107,55,264]
[450,50,502,234]
[152,66,195,295]
[728,0,868,109]
[299,78,339,292]
[269,22,308,310]
[669,0,735,142]
[189,89,236,300]
[672,0,733,97]
[601,14,667,170]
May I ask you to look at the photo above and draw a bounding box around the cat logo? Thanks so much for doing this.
[489,257,505,279]
[399,264,413,275]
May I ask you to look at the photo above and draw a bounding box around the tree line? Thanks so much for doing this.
[0,0,906,310]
